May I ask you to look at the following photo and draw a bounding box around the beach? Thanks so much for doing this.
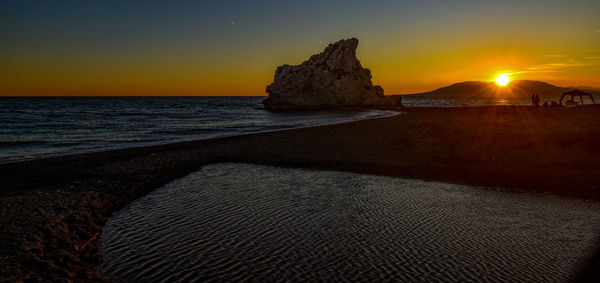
[2,105,600,281]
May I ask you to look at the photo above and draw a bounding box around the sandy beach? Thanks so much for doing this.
[2,105,600,281]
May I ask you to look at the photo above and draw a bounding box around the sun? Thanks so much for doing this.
[495,74,510,86]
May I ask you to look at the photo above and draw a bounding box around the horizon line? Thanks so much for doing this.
[1,79,598,97]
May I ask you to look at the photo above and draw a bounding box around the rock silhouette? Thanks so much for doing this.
[264,38,401,110]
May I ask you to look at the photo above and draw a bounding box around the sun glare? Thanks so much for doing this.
[495,74,510,86]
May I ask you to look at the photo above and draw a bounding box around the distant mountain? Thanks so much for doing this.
[412,80,599,101]
[567,85,600,92]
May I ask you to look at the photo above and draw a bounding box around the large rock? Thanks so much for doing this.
[264,38,402,110]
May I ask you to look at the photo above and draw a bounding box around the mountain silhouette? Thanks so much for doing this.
[411,80,599,101]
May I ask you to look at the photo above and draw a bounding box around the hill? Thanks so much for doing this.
[413,80,599,102]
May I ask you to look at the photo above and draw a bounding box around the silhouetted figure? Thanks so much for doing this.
[533,94,541,109]
[531,94,536,108]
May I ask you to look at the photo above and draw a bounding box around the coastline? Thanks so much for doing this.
[0,103,398,165]
[2,105,600,281]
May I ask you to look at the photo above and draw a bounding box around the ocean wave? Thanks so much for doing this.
[149,128,223,136]
[0,140,48,147]
[0,97,397,163]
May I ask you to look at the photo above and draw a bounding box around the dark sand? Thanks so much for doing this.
[1,105,600,281]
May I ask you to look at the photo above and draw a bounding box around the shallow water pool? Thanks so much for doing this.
[99,163,600,282]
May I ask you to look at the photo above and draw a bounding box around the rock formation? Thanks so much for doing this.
[264,38,402,110]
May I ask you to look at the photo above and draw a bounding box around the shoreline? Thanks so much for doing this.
[2,105,600,281]
[0,107,399,166]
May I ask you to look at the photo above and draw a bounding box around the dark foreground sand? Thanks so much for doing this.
[1,105,600,281]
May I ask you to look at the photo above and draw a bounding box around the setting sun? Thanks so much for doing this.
[495,74,510,86]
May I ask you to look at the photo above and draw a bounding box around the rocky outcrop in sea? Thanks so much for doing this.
[264,38,402,110]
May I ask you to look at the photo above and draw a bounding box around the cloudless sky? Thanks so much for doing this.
[1,0,599,96]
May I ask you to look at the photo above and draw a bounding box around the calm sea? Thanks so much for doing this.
[401,94,532,107]
[0,97,395,163]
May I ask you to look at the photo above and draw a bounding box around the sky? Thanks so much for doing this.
[1,0,599,96]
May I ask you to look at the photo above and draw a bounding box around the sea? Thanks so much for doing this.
[0,96,396,163]
[0,95,530,163]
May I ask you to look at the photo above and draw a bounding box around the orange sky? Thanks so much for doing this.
[1,1,599,96]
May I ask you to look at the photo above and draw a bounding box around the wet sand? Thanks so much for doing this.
[100,163,600,282]
[1,105,600,281]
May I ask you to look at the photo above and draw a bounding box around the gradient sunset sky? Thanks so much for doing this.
[2,0,599,96]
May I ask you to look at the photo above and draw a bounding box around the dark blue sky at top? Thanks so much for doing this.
[4,0,597,52]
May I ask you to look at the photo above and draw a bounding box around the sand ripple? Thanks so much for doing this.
[99,163,600,282]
